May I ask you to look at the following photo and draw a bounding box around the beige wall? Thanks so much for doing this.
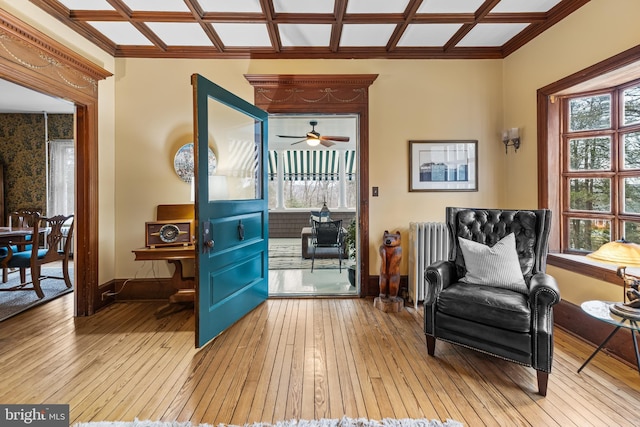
[4,0,637,302]
[502,0,640,304]
[0,0,117,285]
[114,58,505,278]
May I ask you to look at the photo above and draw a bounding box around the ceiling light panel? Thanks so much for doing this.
[457,23,529,47]
[212,23,271,47]
[120,0,189,12]
[346,0,410,14]
[397,24,464,47]
[88,21,152,45]
[57,0,113,10]
[147,22,213,46]
[279,24,331,47]
[199,0,263,13]
[490,0,563,13]
[273,0,335,14]
[340,24,396,47]
[417,0,485,14]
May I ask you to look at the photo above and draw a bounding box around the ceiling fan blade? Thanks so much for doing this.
[291,139,306,145]
[320,135,350,142]
[320,140,336,148]
[278,135,306,139]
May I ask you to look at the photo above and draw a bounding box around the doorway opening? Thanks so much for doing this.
[267,113,359,297]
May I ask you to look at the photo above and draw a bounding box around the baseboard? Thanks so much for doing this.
[365,275,408,297]
[112,278,175,300]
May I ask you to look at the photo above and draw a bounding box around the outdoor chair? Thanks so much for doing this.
[310,219,344,273]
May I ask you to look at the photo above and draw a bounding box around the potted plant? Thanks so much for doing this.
[345,218,357,287]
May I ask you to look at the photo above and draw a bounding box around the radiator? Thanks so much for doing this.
[408,222,450,309]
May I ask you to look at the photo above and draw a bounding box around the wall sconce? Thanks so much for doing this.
[502,128,521,153]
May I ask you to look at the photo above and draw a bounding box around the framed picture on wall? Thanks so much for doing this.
[409,140,478,192]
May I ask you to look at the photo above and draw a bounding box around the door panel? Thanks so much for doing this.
[192,74,268,348]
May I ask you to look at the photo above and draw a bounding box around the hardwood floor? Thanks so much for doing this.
[1,295,639,426]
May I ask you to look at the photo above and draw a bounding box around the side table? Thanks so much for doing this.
[578,300,640,373]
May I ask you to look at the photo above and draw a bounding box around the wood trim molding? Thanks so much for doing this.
[0,12,111,99]
[244,74,378,297]
[548,253,624,285]
[0,10,111,316]
[537,44,640,253]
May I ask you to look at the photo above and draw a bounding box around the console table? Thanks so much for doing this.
[132,245,195,315]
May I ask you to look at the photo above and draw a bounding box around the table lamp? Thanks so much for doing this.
[587,239,640,309]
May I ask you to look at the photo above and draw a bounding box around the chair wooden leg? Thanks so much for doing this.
[2,267,7,283]
[32,267,44,299]
[62,258,72,288]
[19,267,26,284]
[537,370,549,397]
[426,335,436,356]
[311,246,316,272]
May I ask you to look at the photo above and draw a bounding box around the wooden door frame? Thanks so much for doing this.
[0,12,111,315]
[244,74,378,296]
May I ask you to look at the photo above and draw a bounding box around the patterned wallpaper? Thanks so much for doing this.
[0,113,73,223]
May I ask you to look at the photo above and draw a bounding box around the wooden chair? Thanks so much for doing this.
[1,208,42,283]
[0,213,74,299]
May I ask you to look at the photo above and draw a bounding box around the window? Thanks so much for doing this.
[561,80,640,252]
[47,139,74,216]
[268,149,357,209]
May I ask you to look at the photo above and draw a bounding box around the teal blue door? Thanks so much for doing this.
[192,74,269,348]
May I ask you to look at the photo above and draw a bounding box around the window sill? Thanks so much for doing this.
[547,253,640,286]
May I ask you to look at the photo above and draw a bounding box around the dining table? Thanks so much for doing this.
[0,226,33,283]
[0,226,33,244]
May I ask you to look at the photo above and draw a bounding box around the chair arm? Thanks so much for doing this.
[529,272,561,307]
[528,272,561,372]
[0,239,27,265]
[424,260,458,306]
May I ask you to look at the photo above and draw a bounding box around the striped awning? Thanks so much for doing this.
[268,150,357,181]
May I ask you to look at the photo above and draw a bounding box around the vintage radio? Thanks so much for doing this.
[145,220,194,248]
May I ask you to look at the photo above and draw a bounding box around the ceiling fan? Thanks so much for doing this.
[277,120,350,148]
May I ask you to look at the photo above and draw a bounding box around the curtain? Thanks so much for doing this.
[48,139,74,216]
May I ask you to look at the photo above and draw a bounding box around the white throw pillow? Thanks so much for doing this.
[458,232,528,294]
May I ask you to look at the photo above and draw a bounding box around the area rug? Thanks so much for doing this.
[0,267,73,322]
[72,417,463,427]
[269,239,345,271]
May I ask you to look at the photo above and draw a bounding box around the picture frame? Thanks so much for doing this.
[409,140,478,192]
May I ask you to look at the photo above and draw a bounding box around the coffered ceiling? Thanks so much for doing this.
[28,0,590,59]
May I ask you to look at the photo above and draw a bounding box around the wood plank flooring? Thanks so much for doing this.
[1,294,639,426]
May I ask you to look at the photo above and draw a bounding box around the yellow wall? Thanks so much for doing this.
[113,58,505,278]
[502,0,640,304]
[0,0,117,285]
[3,0,639,303]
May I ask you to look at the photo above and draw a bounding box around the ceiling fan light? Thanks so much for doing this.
[306,138,320,146]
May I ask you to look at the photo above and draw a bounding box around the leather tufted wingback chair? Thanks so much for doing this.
[424,207,560,396]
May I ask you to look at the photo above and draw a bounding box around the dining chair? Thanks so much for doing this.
[0,213,74,298]
[1,208,42,283]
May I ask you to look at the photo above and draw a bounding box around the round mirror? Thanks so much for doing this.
[173,142,217,182]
